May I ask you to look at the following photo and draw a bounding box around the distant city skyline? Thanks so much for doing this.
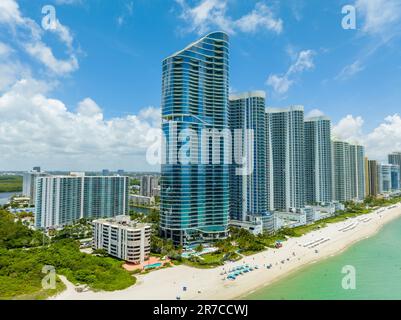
[1,0,401,170]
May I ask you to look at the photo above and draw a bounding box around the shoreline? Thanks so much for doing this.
[51,203,401,300]
[236,214,392,300]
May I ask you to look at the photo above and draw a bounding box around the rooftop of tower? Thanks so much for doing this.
[229,91,266,101]
[305,115,331,122]
[163,31,229,61]
[266,105,304,113]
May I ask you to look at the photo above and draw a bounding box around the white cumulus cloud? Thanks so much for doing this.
[333,114,401,161]
[306,109,325,118]
[235,2,283,34]
[332,115,364,142]
[0,78,161,171]
[175,0,283,36]
[355,0,401,36]
[266,49,315,95]
[0,0,79,76]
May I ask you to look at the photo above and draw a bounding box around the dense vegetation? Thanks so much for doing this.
[52,219,93,240]
[129,178,140,186]
[0,175,23,193]
[0,210,136,299]
[0,210,44,249]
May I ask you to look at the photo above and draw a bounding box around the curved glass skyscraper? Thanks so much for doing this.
[160,32,230,246]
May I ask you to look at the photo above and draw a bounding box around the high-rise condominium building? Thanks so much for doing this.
[22,167,49,204]
[267,106,305,212]
[364,157,369,197]
[35,174,129,229]
[377,163,400,194]
[367,160,379,197]
[229,91,268,221]
[378,164,393,193]
[390,164,400,191]
[332,140,352,202]
[388,152,401,186]
[140,175,159,197]
[160,32,230,245]
[349,144,366,201]
[304,116,333,204]
[93,216,151,264]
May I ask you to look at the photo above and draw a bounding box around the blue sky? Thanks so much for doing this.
[0,0,401,171]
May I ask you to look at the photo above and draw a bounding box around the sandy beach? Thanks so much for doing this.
[51,202,401,300]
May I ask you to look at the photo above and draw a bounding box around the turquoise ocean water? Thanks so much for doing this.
[246,216,401,300]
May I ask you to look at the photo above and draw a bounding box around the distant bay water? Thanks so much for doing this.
[0,192,15,206]
[246,216,401,300]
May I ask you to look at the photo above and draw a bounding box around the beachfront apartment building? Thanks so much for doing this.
[378,163,400,194]
[391,165,400,191]
[378,164,393,194]
[364,157,370,198]
[349,144,366,201]
[22,167,49,205]
[266,106,305,212]
[140,175,159,197]
[389,152,401,187]
[35,174,129,229]
[304,116,333,205]
[160,31,230,246]
[229,91,269,221]
[332,140,352,202]
[367,160,380,197]
[93,215,151,264]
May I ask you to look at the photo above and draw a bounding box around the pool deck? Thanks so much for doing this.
[123,256,170,271]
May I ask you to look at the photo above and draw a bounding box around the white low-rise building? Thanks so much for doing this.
[130,194,155,206]
[275,211,307,230]
[229,213,275,236]
[229,219,263,236]
[93,215,151,264]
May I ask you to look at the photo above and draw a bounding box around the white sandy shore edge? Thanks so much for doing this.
[50,203,401,300]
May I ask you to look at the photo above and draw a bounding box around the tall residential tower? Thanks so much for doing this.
[229,91,268,221]
[35,174,129,229]
[304,116,333,204]
[266,106,305,212]
[389,152,401,187]
[332,140,352,202]
[367,160,380,197]
[160,32,230,245]
[349,144,366,201]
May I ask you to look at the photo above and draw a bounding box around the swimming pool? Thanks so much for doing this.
[144,262,162,269]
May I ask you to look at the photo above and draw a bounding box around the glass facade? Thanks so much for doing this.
[83,177,128,219]
[389,152,401,187]
[266,106,305,212]
[390,165,400,191]
[332,140,352,202]
[379,164,392,193]
[229,92,268,221]
[367,160,379,196]
[349,144,366,200]
[304,116,333,204]
[160,32,230,246]
[35,176,128,229]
